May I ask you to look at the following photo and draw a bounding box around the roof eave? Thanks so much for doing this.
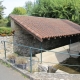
[10,16,43,42]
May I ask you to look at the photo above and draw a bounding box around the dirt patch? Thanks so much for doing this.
[54,57,80,74]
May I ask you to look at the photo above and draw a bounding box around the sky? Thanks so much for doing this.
[2,0,35,17]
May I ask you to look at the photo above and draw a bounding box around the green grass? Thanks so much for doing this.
[0,27,12,36]
[0,60,11,68]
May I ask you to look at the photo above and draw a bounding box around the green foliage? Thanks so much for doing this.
[32,0,76,18]
[32,0,55,17]
[30,0,80,24]
[11,7,27,15]
[0,1,6,19]
[0,60,11,68]
[60,3,76,20]
[25,1,33,15]
[5,16,11,27]
[0,1,7,27]
[0,18,8,27]
[0,27,12,35]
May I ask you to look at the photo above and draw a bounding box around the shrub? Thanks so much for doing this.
[0,27,12,36]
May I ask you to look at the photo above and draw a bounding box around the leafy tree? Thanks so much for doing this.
[31,0,64,18]
[0,1,6,27]
[5,16,11,27]
[0,1,5,19]
[31,0,78,24]
[0,18,8,27]
[60,3,76,20]
[32,0,55,17]
[11,7,27,15]
[25,1,33,15]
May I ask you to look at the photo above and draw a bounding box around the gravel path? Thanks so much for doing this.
[0,62,29,80]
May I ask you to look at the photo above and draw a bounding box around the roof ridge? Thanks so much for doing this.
[10,14,68,20]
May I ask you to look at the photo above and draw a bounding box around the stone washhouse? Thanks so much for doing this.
[10,15,80,57]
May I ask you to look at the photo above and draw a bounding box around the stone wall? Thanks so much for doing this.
[0,36,13,58]
[11,19,79,56]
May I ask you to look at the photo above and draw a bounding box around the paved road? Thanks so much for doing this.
[0,62,29,80]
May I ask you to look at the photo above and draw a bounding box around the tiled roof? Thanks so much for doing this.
[10,15,80,42]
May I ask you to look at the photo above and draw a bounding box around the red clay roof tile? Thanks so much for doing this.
[10,15,80,42]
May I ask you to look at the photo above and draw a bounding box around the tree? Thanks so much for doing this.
[0,1,5,19]
[25,1,33,15]
[31,0,77,20]
[60,2,76,20]
[32,0,56,17]
[11,7,27,15]
[0,1,6,27]
[5,16,11,27]
[31,0,63,18]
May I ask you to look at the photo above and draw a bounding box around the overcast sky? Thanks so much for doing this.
[2,0,35,17]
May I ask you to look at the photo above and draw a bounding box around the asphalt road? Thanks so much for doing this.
[0,62,29,80]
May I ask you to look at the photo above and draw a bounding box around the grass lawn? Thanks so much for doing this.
[0,27,12,36]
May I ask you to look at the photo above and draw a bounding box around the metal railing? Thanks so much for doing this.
[1,40,80,73]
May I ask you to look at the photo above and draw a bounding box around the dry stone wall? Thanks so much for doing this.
[0,36,13,58]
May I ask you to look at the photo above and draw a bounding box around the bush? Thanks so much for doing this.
[0,19,8,27]
[0,27,12,36]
